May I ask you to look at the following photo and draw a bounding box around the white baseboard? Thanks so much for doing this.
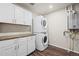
[49,44,79,54]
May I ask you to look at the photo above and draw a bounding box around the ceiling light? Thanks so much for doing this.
[49,5,53,9]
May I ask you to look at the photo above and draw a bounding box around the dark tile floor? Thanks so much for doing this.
[29,45,79,56]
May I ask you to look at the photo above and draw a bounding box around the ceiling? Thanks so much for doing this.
[15,3,71,15]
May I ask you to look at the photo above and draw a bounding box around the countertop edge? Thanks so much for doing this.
[0,34,36,41]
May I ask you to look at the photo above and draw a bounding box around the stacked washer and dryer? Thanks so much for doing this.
[33,16,48,51]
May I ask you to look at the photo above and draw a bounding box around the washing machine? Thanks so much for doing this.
[33,16,47,33]
[35,33,48,51]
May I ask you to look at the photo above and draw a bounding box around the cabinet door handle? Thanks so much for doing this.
[15,46,16,50]
[18,45,19,48]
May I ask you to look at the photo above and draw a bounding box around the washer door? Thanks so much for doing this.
[42,36,48,46]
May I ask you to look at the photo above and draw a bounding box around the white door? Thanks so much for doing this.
[27,11,32,25]
[0,3,15,23]
[0,39,16,48]
[24,10,32,25]
[15,5,24,25]
[17,38,28,56]
[27,36,35,55]
[0,44,16,56]
[0,39,17,56]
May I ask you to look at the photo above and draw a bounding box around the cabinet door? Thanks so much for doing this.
[0,44,16,56]
[27,11,32,25]
[24,10,32,25]
[0,39,17,56]
[15,6,24,25]
[0,39,16,48]
[27,36,35,55]
[0,3,15,23]
[17,38,28,56]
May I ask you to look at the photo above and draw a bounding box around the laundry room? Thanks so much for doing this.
[0,0,79,57]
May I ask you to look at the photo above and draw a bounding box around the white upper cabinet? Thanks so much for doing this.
[15,5,25,25]
[0,4,32,25]
[24,10,32,25]
[0,3,15,23]
[27,11,32,25]
[13,5,32,25]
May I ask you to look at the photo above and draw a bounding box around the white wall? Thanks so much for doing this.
[45,4,79,53]
[46,9,69,48]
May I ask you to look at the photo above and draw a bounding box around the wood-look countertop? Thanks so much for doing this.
[0,32,35,41]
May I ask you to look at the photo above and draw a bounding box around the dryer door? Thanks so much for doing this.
[42,36,48,46]
[41,18,47,29]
